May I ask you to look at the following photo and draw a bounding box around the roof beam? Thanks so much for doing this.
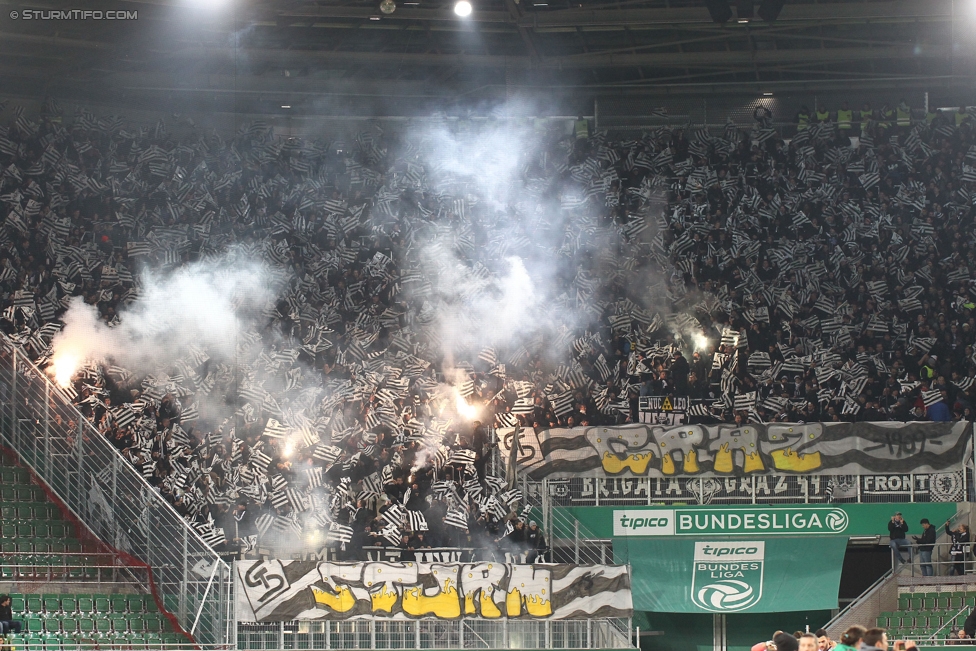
[273,0,951,28]
[150,42,953,70]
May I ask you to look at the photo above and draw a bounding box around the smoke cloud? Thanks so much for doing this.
[50,250,281,380]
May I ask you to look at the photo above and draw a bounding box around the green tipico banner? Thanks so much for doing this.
[555,503,959,614]
[619,537,847,614]
[556,502,959,539]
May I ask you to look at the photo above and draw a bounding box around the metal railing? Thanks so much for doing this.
[0,340,234,648]
[237,618,635,650]
[360,547,478,563]
[824,570,897,639]
[542,486,614,566]
[895,542,976,578]
[0,551,146,583]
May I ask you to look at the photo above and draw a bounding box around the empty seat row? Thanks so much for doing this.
[2,521,72,539]
[1,632,190,650]
[879,613,962,629]
[0,465,31,484]
[0,484,51,502]
[18,614,168,635]
[1,540,83,554]
[2,502,66,520]
[897,592,976,611]
[10,593,161,615]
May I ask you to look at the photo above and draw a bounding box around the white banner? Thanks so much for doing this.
[236,560,632,621]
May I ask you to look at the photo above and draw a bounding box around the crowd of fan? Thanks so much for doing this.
[0,96,975,556]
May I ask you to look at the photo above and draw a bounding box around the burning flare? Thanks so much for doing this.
[49,353,80,388]
[454,390,480,421]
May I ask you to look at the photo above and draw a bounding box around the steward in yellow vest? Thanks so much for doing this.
[574,116,589,140]
[815,108,830,123]
[837,102,853,131]
[796,106,811,131]
[896,100,911,127]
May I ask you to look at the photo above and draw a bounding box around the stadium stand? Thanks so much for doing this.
[879,590,976,640]
[0,97,972,559]
[0,451,192,649]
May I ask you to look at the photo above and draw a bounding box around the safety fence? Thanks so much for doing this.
[236,618,635,650]
[0,340,235,648]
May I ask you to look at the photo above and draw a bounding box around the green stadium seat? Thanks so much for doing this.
[1,522,15,538]
[32,523,49,538]
[110,614,128,633]
[110,596,127,613]
[128,618,145,633]
[16,523,32,537]
[25,597,42,613]
[49,523,66,538]
[77,597,93,614]
[126,596,144,613]
[95,597,110,613]
[898,595,912,609]
[42,618,60,635]
[95,618,111,636]
[144,596,158,614]
[42,596,60,613]
[144,617,161,633]
[77,618,95,635]
[15,486,32,501]
[24,637,43,651]
[0,485,15,501]
[25,617,42,634]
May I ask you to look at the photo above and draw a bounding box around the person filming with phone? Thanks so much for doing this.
[888,512,911,567]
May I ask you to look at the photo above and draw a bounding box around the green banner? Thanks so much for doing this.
[554,503,959,614]
[619,536,847,613]
[556,502,959,539]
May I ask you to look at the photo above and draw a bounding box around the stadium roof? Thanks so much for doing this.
[0,0,971,116]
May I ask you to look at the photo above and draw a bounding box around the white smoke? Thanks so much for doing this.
[50,251,280,384]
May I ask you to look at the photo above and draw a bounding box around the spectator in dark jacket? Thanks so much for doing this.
[912,518,936,576]
[888,512,910,566]
[0,594,22,634]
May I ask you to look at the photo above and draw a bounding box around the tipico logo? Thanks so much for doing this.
[612,507,852,536]
[691,542,764,612]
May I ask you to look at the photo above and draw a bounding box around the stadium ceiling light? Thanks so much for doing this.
[281,105,291,109]
[736,0,753,22]
[380,0,396,14]
[454,0,472,17]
